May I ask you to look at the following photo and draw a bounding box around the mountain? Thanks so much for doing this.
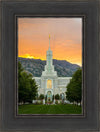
[18,57,80,77]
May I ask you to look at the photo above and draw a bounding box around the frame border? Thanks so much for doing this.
[0,0,99,131]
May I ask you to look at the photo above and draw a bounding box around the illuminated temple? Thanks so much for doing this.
[33,36,72,101]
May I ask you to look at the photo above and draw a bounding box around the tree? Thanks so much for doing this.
[55,94,60,100]
[18,61,24,82]
[18,62,38,103]
[45,95,47,101]
[39,94,44,100]
[52,95,54,101]
[66,68,82,104]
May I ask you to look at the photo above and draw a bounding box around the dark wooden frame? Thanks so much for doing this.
[0,0,99,131]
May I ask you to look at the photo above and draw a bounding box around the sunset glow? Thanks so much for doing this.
[18,18,82,66]
[18,54,44,60]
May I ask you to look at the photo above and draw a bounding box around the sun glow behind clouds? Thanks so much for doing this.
[19,54,46,60]
[18,18,82,66]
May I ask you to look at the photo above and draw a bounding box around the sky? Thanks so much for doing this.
[18,18,82,66]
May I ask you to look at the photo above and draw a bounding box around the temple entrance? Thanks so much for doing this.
[47,91,52,102]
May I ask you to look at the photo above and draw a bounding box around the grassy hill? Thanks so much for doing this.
[18,57,80,77]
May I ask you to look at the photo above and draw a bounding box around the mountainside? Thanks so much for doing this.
[18,57,80,77]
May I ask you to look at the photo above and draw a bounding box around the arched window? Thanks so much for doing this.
[47,80,52,88]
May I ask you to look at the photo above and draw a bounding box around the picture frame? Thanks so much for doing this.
[0,0,99,131]
[17,16,84,116]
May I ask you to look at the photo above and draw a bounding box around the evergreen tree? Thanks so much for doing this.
[66,68,82,104]
[18,62,38,103]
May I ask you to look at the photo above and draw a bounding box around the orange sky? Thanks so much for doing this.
[18,18,82,66]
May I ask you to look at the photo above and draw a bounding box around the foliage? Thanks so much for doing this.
[39,94,44,100]
[49,101,52,104]
[18,62,38,103]
[55,94,60,100]
[52,95,54,101]
[55,100,58,104]
[36,93,38,100]
[66,68,82,104]
[45,95,47,101]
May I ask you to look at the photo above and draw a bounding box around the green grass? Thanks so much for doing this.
[18,104,82,114]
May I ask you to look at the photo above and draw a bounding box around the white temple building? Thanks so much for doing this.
[33,36,72,101]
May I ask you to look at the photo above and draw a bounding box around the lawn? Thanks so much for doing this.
[18,104,82,114]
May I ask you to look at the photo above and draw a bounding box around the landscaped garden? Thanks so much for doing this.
[18,104,82,114]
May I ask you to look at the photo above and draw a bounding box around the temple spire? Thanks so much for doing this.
[41,36,57,76]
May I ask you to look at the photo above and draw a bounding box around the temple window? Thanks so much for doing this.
[47,80,52,89]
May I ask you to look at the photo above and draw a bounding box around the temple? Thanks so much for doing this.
[33,36,72,101]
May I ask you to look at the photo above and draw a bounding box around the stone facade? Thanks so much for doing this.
[34,77,71,96]
[33,37,72,100]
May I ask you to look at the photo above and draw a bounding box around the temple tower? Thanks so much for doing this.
[41,36,58,101]
[42,35,57,76]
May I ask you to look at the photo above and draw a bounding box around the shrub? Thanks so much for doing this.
[55,94,60,100]
[39,94,44,100]
[55,100,58,104]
